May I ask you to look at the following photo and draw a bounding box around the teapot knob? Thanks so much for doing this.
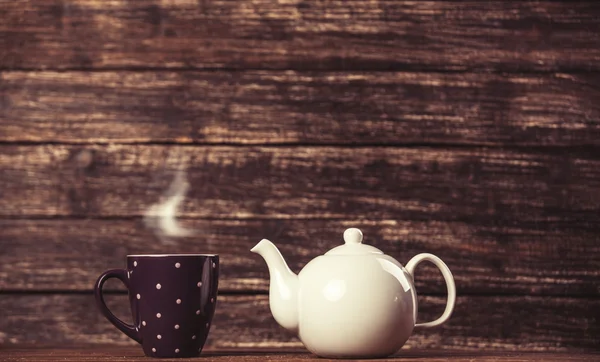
[343,228,363,245]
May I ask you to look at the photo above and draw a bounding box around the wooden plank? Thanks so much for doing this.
[1,219,598,296]
[2,145,600,223]
[1,1,599,71]
[2,71,600,146]
[0,294,598,352]
[1,348,598,362]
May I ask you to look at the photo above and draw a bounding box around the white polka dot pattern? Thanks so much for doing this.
[124,256,217,357]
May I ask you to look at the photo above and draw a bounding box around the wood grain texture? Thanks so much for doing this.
[2,0,599,354]
[1,1,599,71]
[2,145,600,222]
[2,71,600,146]
[2,348,598,362]
[0,294,598,352]
[1,219,599,296]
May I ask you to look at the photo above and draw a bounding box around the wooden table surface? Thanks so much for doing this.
[1,347,598,362]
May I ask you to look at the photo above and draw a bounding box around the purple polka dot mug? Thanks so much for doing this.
[94,254,219,358]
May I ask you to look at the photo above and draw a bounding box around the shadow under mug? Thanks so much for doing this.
[94,254,219,358]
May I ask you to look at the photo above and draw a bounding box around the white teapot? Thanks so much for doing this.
[251,228,456,358]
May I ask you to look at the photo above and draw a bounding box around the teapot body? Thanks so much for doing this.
[297,254,417,358]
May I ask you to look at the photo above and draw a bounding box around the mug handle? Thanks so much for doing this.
[405,253,456,328]
[94,269,141,343]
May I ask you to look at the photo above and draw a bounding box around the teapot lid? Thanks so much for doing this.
[325,228,383,256]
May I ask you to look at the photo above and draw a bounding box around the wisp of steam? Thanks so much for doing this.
[143,169,195,244]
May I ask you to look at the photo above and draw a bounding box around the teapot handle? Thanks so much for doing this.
[405,253,456,328]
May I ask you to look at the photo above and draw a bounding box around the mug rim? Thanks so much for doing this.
[127,254,218,257]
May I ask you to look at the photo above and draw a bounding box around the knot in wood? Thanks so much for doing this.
[74,149,94,170]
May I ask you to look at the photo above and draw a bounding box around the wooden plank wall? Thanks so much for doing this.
[1,0,599,352]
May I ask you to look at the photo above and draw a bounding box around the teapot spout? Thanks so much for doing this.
[251,239,299,333]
